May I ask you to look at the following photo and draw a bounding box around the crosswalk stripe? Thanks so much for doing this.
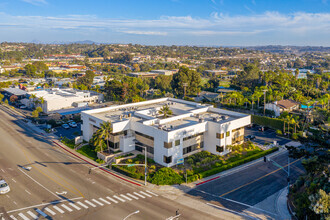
[139,191,152,197]
[53,205,65,214]
[10,215,17,220]
[77,201,89,209]
[45,207,56,216]
[61,204,73,212]
[85,200,96,207]
[36,209,48,218]
[18,213,29,220]
[99,198,111,204]
[146,190,159,196]
[106,196,118,203]
[113,195,126,202]
[69,203,81,210]
[27,210,38,219]
[92,199,104,206]
[120,194,132,201]
[133,192,145,198]
[127,193,139,200]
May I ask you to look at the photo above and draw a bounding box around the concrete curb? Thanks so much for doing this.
[275,187,291,220]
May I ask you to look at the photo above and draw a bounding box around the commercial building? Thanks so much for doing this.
[128,69,175,78]
[81,98,250,167]
[21,88,104,113]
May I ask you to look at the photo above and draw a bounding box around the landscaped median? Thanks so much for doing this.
[111,142,279,185]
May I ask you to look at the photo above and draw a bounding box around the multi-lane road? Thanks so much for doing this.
[0,106,225,220]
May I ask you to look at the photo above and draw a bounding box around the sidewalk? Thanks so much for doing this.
[276,187,291,220]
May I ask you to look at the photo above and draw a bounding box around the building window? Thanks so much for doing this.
[183,132,203,141]
[216,133,224,139]
[183,142,203,155]
[164,142,172,149]
[135,131,154,141]
[226,131,230,137]
[175,140,180,146]
[89,118,96,123]
[216,145,224,153]
[163,156,172,164]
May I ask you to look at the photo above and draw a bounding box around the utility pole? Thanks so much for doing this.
[262,89,268,116]
[183,83,188,98]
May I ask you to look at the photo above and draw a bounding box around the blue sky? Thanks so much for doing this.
[0,0,329,46]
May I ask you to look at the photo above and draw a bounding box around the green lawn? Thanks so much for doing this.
[77,145,98,161]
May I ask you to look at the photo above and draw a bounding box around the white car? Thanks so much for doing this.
[20,105,27,109]
[0,180,10,194]
[62,124,70,129]
[69,122,77,128]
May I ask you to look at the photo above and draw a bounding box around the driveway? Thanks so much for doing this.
[55,123,81,139]
[245,127,292,146]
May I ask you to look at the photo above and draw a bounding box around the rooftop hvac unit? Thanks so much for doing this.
[199,118,204,123]
[119,115,123,120]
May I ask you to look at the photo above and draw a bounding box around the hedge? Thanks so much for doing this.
[149,167,183,185]
[251,115,284,131]
[112,165,144,180]
[197,147,279,179]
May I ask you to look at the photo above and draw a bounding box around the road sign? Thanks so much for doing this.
[176,158,184,165]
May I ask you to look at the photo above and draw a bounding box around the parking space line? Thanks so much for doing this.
[35,209,48,218]
[77,201,89,209]
[18,213,29,220]
[27,210,38,219]
[133,192,145,198]
[25,190,31,195]
[139,191,152,197]
[45,207,56,216]
[61,204,73,212]
[106,196,118,203]
[92,199,104,206]
[99,198,111,204]
[10,215,17,220]
[11,179,16,183]
[69,203,81,210]
[53,206,65,214]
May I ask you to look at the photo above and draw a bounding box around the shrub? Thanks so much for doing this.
[150,168,183,185]
[252,115,284,131]
[276,129,283,135]
[127,159,133,163]
[292,133,298,140]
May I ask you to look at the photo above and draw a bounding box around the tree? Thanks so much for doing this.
[31,109,39,119]
[9,95,18,103]
[0,93,4,103]
[171,66,201,96]
[155,75,172,92]
[24,64,37,77]
[96,121,113,153]
[158,105,173,118]
[76,70,95,89]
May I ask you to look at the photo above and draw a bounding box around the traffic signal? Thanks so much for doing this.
[287,177,290,183]
[264,156,267,162]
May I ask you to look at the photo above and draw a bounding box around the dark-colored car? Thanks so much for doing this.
[245,135,256,140]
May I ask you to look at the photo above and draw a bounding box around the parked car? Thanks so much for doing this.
[258,126,265,132]
[245,135,256,140]
[69,122,77,128]
[19,105,27,109]
[62,124,70,129]
[0,179,10,194]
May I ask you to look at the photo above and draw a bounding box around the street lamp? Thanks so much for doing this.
[123,210,140,220]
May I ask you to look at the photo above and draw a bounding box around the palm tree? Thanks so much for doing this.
[253,91,263,108]
[92,131,105,153]
[286,115,293,135]
[292,117,299,134]
[96,121,113,153]
[158,105,173,118]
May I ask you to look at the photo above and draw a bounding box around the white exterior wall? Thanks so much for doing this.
[265,103,281,117]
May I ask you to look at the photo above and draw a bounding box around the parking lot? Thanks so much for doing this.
[245,126,292,146]
[54,123,82,139]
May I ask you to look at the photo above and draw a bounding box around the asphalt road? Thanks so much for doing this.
[188,151,305,219]
[245,127,292,146]
[0,105,222,220]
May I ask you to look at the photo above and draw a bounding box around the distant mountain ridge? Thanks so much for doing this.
[243,45,330,54]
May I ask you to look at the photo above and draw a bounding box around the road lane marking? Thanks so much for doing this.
[206,203,259,220]
[120,194,132,201]
[126,193,139,200]
[139,191,152,197]
[146,190,158,196]
[106,197,118,203]
[1,169,5,173]
[10,215,17,220]
[85,200,96,207]
[113,195,126,202]
[18,213,29,220]
[45,207,56,215]
[61,204,73,212]
[53,206,65,214]
[99,198,110,204]
[6,195,10,198]
[35,209,48,218]
[92,199,104,206]
[13,201,17,205]
[220,158,302,197]
[133,192,145,198]
[25,190,31,195]
[18,168,61,199]
[5,197,83,214]
[69,203,81,210]
[77,201,89,209]
[11,179,16,183]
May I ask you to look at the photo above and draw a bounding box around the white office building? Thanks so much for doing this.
[81,98,250,167]
[21,88,104,113]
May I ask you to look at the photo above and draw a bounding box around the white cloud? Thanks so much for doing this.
[120,30,168,36]
[22,0,47,5]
